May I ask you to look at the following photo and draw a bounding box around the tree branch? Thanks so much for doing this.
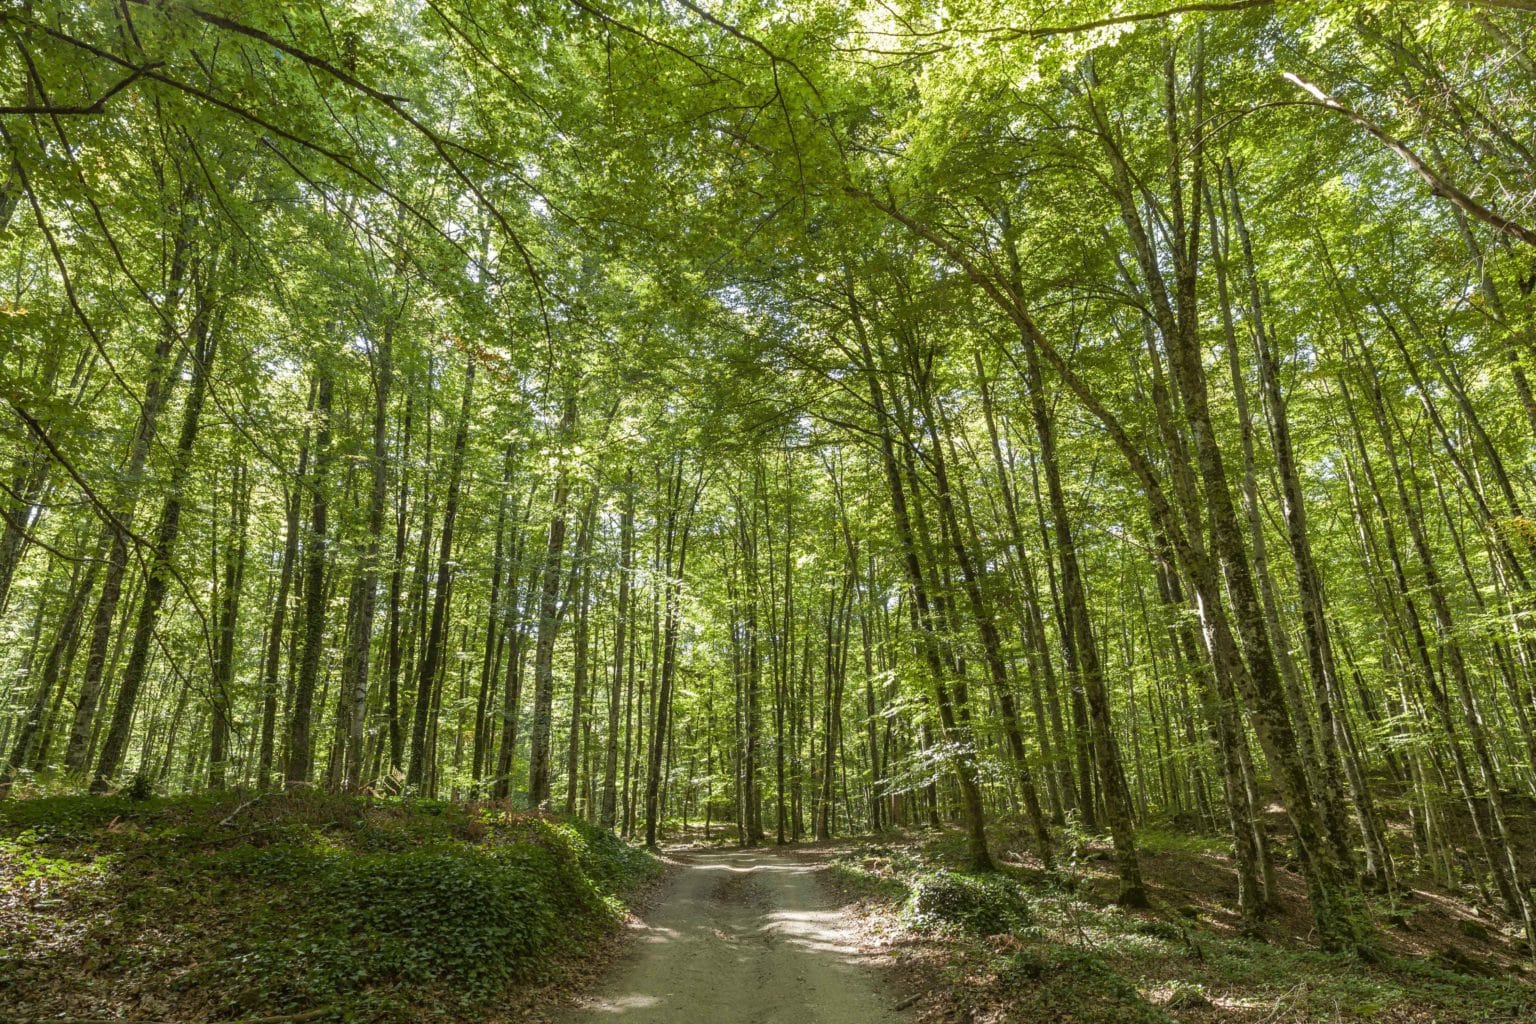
[1284,73,1536,248]
[0,63,160,115]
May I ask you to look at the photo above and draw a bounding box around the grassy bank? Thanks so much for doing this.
[0,793,660,1023]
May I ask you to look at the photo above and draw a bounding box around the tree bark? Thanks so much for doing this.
[405,358,474,792]
[285,363,334,790]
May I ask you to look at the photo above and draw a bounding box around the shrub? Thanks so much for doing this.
[553,817,659,892]
[905,869,1032,937]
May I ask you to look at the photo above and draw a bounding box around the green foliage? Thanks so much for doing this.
[1458,919,1491,941]
[226,842,599,1006]
[1132,827,1227,857]
[212,816,656,1012]
[905,869,1034,938]
[0,828,108,885]
[1128,918,1183,942]
[997,945,1173,1024]
[1163,980,1210,1009]
[827,845,920,903]
[5,3,1536,1019]
[834,826,1536,1023]
[125,773,155,801]
[0,796,659,1021]
[551,816,660,894]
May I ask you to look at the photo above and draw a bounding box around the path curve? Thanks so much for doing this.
[563,848,906,1024]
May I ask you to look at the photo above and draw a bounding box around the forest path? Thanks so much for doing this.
[562,847,906,1023]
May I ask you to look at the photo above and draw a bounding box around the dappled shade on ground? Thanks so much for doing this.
[566,848,903,1024]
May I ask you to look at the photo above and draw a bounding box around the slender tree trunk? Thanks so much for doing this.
[565,510,596,815]
[527,392,578,808]
[285,364,334,790]
[258,426,308,792]
[0,536,104,796]
[384,393,415,781]
[406,359,475,791]
[341,329,392,792]
[849,290,993,871]
[92,279,222,793]
[63,243,191,776]
[209,462,248,790]
[645,461,701,846]
[474,454,515,795]
[601,470,633,828]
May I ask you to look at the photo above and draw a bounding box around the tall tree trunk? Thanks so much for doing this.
[406,358,475,791]
[645,461,701,846]
[601,469,634,828]
[565,506,596,815]
[738,492,766,843]
[1085,65,1353,938]
[285,364,334,789]
[527,391,578,808]
[342,328,392,792]
[63,224,194,775]
[92,276,223,793]
[258,426,309,792]
[0,536,104,796]
[474,452,515,795]
[0,449,51,619]
[848,289,993,871]
[384,393,415,781]
[914,347,1057,870]
[209,462,248,790]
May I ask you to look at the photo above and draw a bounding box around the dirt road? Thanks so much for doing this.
[563,848,907,1023]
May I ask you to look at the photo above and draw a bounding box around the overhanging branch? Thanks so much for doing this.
[1285,73,1536,248]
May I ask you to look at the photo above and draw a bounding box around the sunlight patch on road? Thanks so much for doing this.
[581,994,660,1013]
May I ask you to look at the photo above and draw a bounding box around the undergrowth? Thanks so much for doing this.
[829,828,1536,1023]
[0,793,660,1023]
[905,869,1034,938]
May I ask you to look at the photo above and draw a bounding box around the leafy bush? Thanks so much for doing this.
[0,828,108,884]
[905,869,1033,937]
[1166,981,1210,1009]
[328,846,592,993]
[126,772,155,800]
[552,816,659,893]
[212,820,644,1012]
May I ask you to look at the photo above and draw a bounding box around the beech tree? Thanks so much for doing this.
[3,0,1536,960]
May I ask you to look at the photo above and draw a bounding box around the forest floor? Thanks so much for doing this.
[0,793,662,1024]
[6,796,1536,1023]
[803,821,1536,1024]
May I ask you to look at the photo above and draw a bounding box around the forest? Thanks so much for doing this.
[4,1,1536,1022]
